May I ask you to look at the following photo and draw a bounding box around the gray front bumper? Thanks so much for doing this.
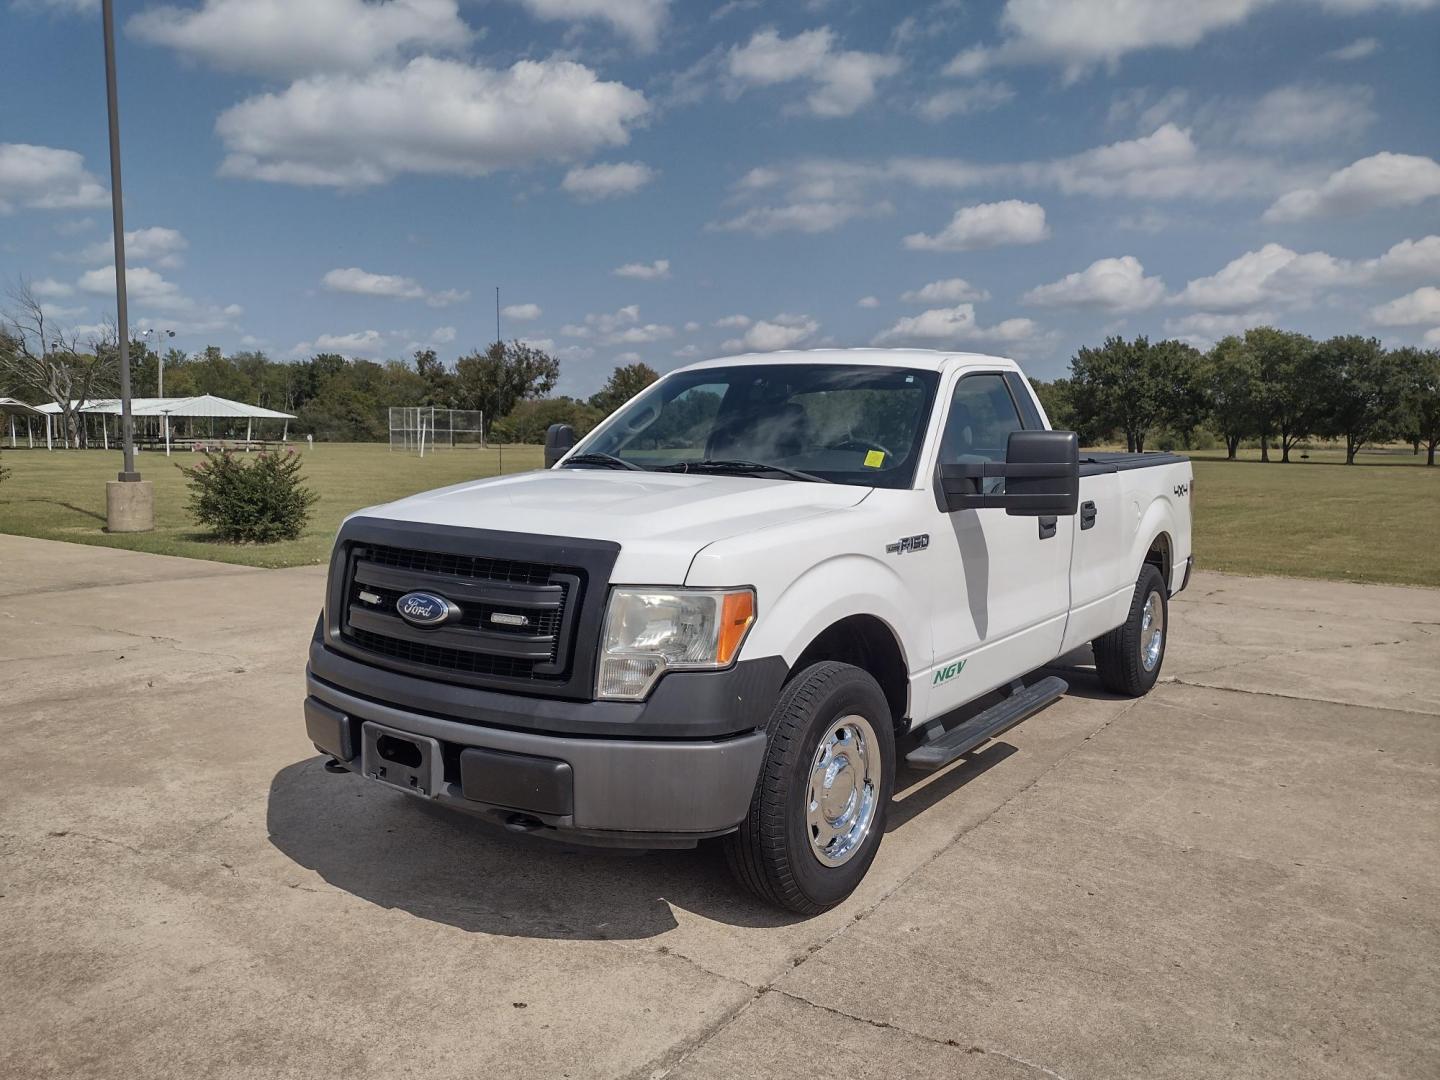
[306,672,767,847]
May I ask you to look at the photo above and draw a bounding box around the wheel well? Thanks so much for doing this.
[1145,532,1172,591]
[791,615,908,731]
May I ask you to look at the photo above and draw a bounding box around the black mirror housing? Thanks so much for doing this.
[937,430,1080,517]
[543,423,577,468]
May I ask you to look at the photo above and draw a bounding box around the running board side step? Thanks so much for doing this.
[905,675,1068,771]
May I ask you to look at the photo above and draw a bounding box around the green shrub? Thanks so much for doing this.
[181,449,318,543]
[0,449,10,487]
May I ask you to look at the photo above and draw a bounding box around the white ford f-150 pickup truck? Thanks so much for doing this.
[305,349,1193,912]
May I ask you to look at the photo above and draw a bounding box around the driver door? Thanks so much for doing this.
[924,371,1073,716]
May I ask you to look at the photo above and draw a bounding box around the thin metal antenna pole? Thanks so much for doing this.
[495,286,501,344]
[102,0,138,482]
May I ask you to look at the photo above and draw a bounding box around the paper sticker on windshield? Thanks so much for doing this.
[864,450,885,468]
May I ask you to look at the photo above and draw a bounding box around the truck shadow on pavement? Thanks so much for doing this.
[266,756,804,939]
[266,732,1020,940]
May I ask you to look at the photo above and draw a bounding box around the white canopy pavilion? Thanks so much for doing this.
[1,397,53,449]
[35,394,296,454]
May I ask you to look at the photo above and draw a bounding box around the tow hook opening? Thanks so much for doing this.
[505,813,545,833]
[376,734,423,769]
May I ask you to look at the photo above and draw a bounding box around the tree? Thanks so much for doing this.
[492,397,603,443]
[589,361,659,417]
[411,348,455,407]
[1205,335,1261,459]
[1246,327,1316,462]
[1396,347,1440,466]
[1150,339,1207,449]
[1068,335,1164,452]
[453,340,560,436]
[1310,335,1396,464]
[0,281,116,448]
[1028,377,1080,435]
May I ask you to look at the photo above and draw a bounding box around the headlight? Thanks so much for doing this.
[596,588,756,700]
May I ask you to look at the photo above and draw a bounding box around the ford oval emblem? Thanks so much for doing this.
[396,591,458,628]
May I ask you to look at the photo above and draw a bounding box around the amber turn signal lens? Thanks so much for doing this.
[716,590,756,665]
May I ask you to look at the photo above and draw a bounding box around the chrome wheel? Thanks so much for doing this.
[1140,590,1165,672]
[806,714,881,867]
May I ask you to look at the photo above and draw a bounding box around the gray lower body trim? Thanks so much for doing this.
[308,673,766,845]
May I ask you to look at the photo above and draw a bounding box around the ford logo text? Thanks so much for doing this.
[396,591,459,628]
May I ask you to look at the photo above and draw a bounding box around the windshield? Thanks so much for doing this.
[575,363,941,488]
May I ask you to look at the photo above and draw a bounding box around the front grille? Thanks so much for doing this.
[338,540,583,687]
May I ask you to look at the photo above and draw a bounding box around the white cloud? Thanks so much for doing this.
[322,267,426,300]
[1361,235,1440,281]
[426,289,470,309]
[215,57,648,188]
[612,258,670,280]
[901,278,991,304]
[430,326,457,344]
[871,304,1044,350]
[31,277,75,299]
[1425,328,1440,346]
[78,226,188,268]
[856,295,880,308]
[709,200,887,236]
[562,304,671,345]
[1164,310,1279,346]
[1023,256,1166,313]
[1264,152,1440,221]
[1325,36,1380,60]
[501,303,542,321]
[613,351,644,364]
[1236,84,1375,147]
[128,0,471,78]
[1174,244,1349,311]
[506,0,670,52]
[1370,287,1440,327]
[727,27,900,117]
[0,143,108,213]
[713,314,752,329]
[561,161,656,201]
[723,312,820,352]
[945,0,1435,80]
[917,82,1014,122]
[78,265,187,310]
[672,344,701,358]
[683,321,701,332]
[309,330,386,357]
[904,200,1049,252]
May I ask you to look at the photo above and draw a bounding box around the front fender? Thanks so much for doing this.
[740,553,922,675]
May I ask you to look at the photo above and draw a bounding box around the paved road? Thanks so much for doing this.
[1,534,1436,1079]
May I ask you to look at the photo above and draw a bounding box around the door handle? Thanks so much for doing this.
[1080,500,1097,530]
[1038,516,1057,540]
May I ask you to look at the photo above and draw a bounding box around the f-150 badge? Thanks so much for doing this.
[886,534,929,555]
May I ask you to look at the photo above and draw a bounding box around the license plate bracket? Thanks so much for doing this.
[360,721,443,798]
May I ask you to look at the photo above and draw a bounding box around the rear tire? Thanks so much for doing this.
[1092,564,1168,697]
[724,661,895,915]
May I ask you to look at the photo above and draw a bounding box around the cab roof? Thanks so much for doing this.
[676,347,1022,375]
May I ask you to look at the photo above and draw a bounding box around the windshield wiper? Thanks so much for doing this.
[656,459,832,483]
[560,452,647,472]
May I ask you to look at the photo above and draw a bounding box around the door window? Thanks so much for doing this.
[939,373,1025,464]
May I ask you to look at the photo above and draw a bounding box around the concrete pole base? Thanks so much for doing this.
[106,480,155,533]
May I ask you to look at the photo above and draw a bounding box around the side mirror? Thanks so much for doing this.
[543,423,577,468]
[937,430,1080,517]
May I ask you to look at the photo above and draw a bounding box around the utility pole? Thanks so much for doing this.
[101,0,153,531]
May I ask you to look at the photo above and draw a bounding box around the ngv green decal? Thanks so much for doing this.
[932,659,966,685]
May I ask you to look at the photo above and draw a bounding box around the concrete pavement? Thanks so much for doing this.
[0,533,1436,1079]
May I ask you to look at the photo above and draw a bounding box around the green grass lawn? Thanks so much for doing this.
[1186,446,1440,587]
[1,441,1437,585]
[0,443,543,568]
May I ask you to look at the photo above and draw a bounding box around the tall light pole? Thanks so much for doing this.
[102,0,153,531]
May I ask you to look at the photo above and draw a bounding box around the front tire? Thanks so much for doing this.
[724,661,895,915]
[1092,564,1168,696]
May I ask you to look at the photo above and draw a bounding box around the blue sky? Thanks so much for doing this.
[2,0,1438,397]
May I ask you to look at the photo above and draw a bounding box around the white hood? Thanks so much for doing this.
[355,468,870,583]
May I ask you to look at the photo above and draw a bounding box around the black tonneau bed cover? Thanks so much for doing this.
[1079,452,1188,477]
